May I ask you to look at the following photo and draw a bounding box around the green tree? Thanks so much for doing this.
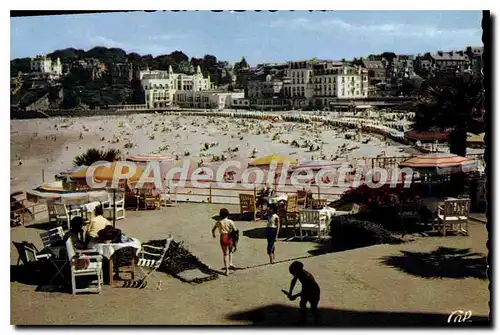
[73,148,122,167]
[413,74,484,157]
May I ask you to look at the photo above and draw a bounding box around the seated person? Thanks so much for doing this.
[86,205,112,245]
[10,212,21,227]
[64,216,86,250]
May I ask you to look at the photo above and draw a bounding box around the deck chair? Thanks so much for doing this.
[135,234,174,290]
[435,198,470,236]
[239,194,257,220]
[298,210,328,239]
[103,191,126,220]
[40,227,64,250]
[13,241,51,266]
[65,238,103,295]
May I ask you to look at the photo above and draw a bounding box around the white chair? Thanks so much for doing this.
[40,227,64,250]
[160,187,172,207]
[65,238,103,295]
[435,198,470,236]
[53,203,71,228]
[298,210,328,239]
[103,192,125,220]
[47,202,58,223]
[136,234,174,290]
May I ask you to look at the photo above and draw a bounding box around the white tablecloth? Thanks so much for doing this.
[266,194,288,204]
[83,201,102,213]
[303,207,336,221]
[91,237,141,259]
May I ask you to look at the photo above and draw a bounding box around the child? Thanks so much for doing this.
[266,204,280,264]
[284,261,320,325]
[212,208,237,276]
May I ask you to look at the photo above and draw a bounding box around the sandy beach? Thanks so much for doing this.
[10,113,416,195]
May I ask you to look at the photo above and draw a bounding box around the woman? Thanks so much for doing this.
[86,205,111,246]
[64,216,86,250]
[266,204,280,264]
[212,208,236,276]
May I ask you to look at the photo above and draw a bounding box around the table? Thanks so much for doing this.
[90,237,141,284]
[266,194,288,204]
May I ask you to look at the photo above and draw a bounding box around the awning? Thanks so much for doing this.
[248,154,298,167]
[404,129,451,141]
[399,153,477,174]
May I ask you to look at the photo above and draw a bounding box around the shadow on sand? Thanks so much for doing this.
[23,221,63,231]
[212,213,257,222]
[226,304,490,326]
[380,247,488,280]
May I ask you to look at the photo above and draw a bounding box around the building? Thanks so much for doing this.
[72,58,107,80]
[141,65,213,108]
[431,50,469,72]
[283,61,315,107]
[30,55,63,76]
[362,60,387,84]
[110,62,133,81]
[174,90,244,109]
[247,74,284,99]
[312,62,368,108]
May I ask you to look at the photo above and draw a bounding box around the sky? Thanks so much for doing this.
[10,11,483,65]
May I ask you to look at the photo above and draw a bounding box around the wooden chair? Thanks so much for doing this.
[65,238,103,295]
[103,192,126,220]
[296,190,308,210]
[298,210,328,239]
[144,195,161,210]
[239,193,257,220]
[435,198,470,236]
[280,195,300,235]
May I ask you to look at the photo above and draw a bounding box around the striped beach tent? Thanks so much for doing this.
[399,153,477,174]
[126,155,172,163]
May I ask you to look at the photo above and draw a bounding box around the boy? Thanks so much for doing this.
[283,261,320,325]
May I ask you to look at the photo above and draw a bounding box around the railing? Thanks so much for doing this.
[164,178,349,205]
[10,198,48,226]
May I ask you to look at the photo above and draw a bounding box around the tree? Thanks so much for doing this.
[10,58,31,76]
[73,148,122,167]
[413,74,484,157]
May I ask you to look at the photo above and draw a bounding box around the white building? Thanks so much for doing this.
[30,55,63,76]
[283,61,315,106]
[174,90,244,109]
[312,62,368,107]
[141,65,213,108]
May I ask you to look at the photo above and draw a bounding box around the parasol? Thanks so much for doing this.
[248,154,298,167]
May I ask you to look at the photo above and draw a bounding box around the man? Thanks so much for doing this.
[86,205,111,244]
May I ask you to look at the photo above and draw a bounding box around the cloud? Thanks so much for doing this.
[148,33,189,41]
[90,35,126,48]
[267,17,481,40]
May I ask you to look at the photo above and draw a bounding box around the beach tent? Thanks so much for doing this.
[70,161,147,185]
[55,166,88,180]
[399,153,477,174]
[126,155,171,162]
[248,154,298,167]
[404,129,451,142]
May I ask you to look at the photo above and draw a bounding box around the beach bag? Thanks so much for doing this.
[98,226,122,243]
[230,229,240,253]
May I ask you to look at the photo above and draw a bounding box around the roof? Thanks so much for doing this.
[431,52,468,61]
[362,60,385,69]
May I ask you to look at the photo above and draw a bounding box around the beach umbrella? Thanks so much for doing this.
[248,154,298,167]
[69,162,148,227]
[399,153,477,175]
